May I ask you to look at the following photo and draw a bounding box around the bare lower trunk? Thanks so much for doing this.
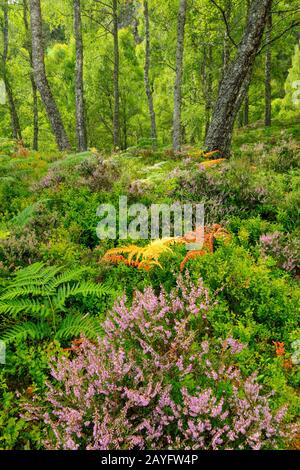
[113,0,120,149]
[23,0,39,150]
[265,4,272,127]
[4,77,22,141]
[222,0,232,75]
[173,0,187,152]
[1,1,22,141]
[205,0,272,156]
[74,0,87,151]
[202,44,213,138]
[29,0,70,151]
[225,70,252,148]
[32,76,38,150]
[143,0,157,147]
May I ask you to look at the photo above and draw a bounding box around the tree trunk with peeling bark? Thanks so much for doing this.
[23,0,39,150]
[74,0,87,151]
[1,1,22,141]
[205,0,272,156]
[173,0,187,152]
[29,0,70,151]
[113,0,120,149]
[143,0,157,147]
[202,44,213,138]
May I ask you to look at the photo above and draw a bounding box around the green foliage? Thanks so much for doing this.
[0,263,112,343]
[275,45,300,121]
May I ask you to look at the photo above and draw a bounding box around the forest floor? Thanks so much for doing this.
[0,123,299,449]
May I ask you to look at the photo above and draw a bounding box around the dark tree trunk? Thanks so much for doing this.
[113,0,120,149]
[1,1,22,141]
[222,0,232,76]
[74,0,87,152]
[202,44,213,138]
[4,78,22,141]
[205,0,272,156]
[23,0,39,150]
[265,3,272,127]
[31,77,39,150]
[29,0,70,151]
[143,0,157,147]
[173,0,187,152]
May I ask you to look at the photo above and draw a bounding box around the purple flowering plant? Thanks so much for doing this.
[25,273,297,450]
[260,232,300,275]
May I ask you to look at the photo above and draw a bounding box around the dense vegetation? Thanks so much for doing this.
[0,0,299,452]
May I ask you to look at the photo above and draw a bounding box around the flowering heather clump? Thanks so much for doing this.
[33,169,65,190]
[77,157,120,192]
[25,274,296,450]
[260,232,300,275]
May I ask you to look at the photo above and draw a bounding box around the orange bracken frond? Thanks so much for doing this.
[283,360,294,370]
[180,225,231,271]
[203,150,220,159]
[199,159,226,168]
[273,341,285,357]
[63,338,85,353]
[180,250,207,272]
[103,253,145,270]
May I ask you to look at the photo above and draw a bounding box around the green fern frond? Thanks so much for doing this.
[0,286,49,300]
[0,263,113,344]
[12,263,62,286]
[57,282,111,300]
[0,299,50,317]
[10,200,50,228]
[0,321,51,343]
[55,314,102,341]
[48,266,88,289]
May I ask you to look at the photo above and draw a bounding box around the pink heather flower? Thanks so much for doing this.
[24,273,298,450]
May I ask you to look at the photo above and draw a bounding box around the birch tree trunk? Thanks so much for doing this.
[222,0,232,76]
[1,1,22,141]
[143,0,157,147]
[205,0,272,156]
[113,0,120,149]
[265,3,272,127]
[202,44,213,138]
[23,0,38,150]
[74,0,87,151]
[173,0,187,152]
[29,0,70,151]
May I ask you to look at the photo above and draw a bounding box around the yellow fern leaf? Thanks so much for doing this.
[203,150,220,159]
[141,238,175,262]
[200,159,226,168]
[103,237,183,270]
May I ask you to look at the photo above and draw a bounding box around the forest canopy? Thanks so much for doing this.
[0,0,299,154]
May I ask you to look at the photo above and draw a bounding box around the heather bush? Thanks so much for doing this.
[0,228,41,268]
[172,162,275,224]
[25,274,296,450]
[271,145,300,173]
[260,232,300,275]
[76,156,121,192]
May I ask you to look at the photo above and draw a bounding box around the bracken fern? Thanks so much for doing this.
[0,262,112,343]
